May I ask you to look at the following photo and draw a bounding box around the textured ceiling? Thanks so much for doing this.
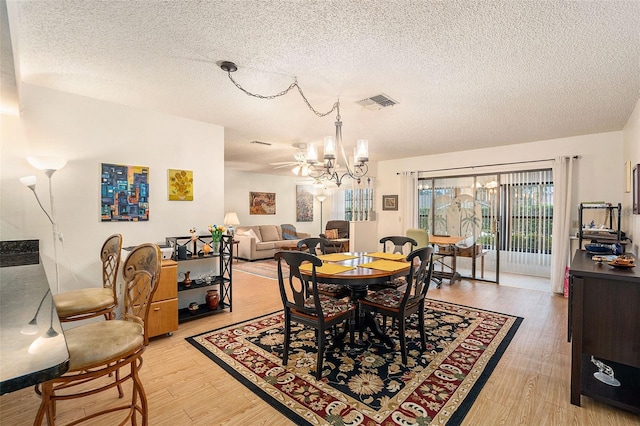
[3,0,640,175]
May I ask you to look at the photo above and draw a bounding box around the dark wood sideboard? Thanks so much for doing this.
[568,250,640,414]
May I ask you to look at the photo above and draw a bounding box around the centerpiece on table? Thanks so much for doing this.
[207,224,225,254]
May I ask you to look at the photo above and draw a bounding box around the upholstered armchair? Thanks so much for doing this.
[320,220,350,253]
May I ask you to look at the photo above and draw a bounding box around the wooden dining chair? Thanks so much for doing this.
[371,236,419,291]
[380,236,418,254]
[297,237,328,255]
[296,237,349,299]
[358,246,434,365]
[34,243,161,426]
[53,233,123,322]
[275,251,356,380]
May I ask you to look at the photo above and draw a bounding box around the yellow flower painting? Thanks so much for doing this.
[168,169,193,201]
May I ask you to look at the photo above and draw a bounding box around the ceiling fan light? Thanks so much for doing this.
[292,165,301,175]
[301,165,310,176]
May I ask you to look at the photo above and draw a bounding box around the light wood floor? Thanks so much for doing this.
[2,271,638,425]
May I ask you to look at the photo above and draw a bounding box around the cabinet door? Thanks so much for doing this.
[147,298,178,338]
[154,261,178,302]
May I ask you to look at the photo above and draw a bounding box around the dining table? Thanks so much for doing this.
[0,262,69,395]
[299,251,411,347]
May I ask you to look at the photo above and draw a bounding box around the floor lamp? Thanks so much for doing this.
[20,156,67,294]
[316,195,326,235]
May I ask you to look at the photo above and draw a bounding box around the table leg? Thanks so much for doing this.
[350,285,394,348]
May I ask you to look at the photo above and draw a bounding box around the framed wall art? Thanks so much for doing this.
[382,195,398,211]
[101,163,149,222]
[168,169,193,201]
[249,191,276,215]
[296,185,313,222]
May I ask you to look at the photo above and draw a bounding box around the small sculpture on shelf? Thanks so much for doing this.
[189,227,199,258]
[187,302,199,315]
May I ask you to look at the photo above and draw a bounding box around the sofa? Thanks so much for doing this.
[235,224,311,261]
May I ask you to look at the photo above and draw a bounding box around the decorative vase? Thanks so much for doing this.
[180,271,192,287]
[211,241,220,254]
[206,289,220,310]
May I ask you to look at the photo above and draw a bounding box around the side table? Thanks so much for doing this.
[232,240,240,262]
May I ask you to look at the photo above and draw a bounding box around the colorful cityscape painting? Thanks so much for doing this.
[101,163,149,222]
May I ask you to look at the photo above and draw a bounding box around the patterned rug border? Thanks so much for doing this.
[186,300,523,425]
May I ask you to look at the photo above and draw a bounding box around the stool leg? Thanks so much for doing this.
[131,358,148,426]
[34,381,54,426]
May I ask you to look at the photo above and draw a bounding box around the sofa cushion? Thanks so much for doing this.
[260,225,281,242]
[281,224,298,240]
[242,228,261,242]
[255,241,276,250]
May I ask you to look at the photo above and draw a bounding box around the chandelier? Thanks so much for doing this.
[220,61,369,187]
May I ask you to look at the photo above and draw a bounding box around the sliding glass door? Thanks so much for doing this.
[418,169,552,284]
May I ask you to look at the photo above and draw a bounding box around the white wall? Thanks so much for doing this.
[0,85,225,293]
[622,99,640,256]
[224,169,322,237]
[375,131,624,247]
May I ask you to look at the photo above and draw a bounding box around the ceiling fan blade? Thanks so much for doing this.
[272,164,296,169]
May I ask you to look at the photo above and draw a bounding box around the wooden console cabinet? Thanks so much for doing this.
[568,250,640,414]
[147,259,178,338]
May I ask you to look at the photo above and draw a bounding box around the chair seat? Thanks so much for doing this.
[317,283,349,297]
[53,288,115,317]
[65,320,144,371]
[302,294,355,318]
[363,288,405,309]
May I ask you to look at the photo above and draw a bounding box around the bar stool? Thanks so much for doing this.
[53,234,122,322]
[34,243,161,425]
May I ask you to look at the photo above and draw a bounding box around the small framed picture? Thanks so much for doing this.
[382,195,398,211]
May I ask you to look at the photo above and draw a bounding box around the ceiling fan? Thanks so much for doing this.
[270,143,312,176]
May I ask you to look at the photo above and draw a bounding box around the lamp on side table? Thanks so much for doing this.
[224,212,240,236]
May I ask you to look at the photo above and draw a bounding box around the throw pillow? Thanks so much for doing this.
[243,229,261,242]
[259,225,280,242]
[281,224,298,240]
[325,229,339,239]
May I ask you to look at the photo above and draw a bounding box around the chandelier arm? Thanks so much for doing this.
[225,70,339,117]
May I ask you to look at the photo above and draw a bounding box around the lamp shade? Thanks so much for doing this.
[323,136,336,160]
[316,195,326,203]
[20,175,37,188]
[223,212,240,226]
[27,156,67,178]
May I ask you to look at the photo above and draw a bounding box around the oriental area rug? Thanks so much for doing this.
[186,300,522,425]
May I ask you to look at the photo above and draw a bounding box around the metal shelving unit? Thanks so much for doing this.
[165,234,233,323]
[578,203,622,248]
